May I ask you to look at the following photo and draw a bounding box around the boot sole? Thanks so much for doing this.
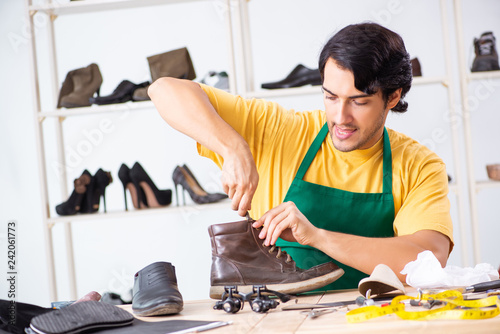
[132,302,183,317]
[209,268,345,299]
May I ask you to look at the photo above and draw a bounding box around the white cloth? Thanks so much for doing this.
[400,250,499,288]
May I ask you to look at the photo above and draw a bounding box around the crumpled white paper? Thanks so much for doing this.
[400,250,499,288]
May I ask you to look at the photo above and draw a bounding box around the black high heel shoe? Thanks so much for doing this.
[80,168,113,213]
[172,165,228,205]
[118,163,147,210]
[55,170,92,216]
[129,162,172,208]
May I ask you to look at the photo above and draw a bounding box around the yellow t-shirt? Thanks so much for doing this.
[197,84,454,247]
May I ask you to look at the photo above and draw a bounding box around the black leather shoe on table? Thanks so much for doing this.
[261,64,322,89]
[132,262,183,316]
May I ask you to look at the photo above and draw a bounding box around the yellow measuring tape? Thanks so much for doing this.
[346,290,500,323]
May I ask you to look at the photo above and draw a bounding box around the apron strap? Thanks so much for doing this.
[295,123,329,180]
[382,127,392,195]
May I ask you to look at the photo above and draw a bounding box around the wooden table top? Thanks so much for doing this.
[120,288,500,333]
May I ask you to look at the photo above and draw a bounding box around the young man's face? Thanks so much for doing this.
[322,59,400,152]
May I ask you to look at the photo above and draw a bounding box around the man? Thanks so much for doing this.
[149,22,453,289]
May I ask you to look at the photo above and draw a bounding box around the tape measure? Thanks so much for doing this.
[346,290,500,323]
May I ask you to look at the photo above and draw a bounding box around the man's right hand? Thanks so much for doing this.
[149,78,259,216]
[221,144,259,216]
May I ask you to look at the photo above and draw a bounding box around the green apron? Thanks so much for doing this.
[276,123,395,290]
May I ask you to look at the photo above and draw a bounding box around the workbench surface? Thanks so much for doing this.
[120,287,500,333]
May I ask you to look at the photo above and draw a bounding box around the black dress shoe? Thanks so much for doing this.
[261,64,322,89]
[132,262,183,316]
[89,80,150,105]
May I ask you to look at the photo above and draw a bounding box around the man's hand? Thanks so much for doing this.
[252,201,318,246]
[221,145,259,216]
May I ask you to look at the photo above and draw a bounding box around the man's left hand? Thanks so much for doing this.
[252,201,318,246]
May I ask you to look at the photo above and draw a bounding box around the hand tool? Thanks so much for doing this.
[282,295,394,310]
[422,279,500,294]
[300,308,336,319]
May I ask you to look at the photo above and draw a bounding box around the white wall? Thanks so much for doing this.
[1,0,499,307]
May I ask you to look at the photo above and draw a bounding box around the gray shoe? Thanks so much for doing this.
[471,31,500,72]
[132,262,183,316]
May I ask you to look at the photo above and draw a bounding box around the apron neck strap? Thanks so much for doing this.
[295,123,392,195]
[295,123,329,180]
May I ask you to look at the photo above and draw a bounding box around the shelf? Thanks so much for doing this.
[29,0,204,16]
[467,70,500,82]
[475,180,500,191]
[412,76,448,86]
[243,86,322,99]
[47,199,232,225]
[242,76,448,100]
[39,100,155,118]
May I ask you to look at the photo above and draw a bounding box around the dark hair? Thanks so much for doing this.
[319,22,412,113]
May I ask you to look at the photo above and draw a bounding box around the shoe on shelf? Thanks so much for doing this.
[148,47,196,82]
[261,64,322,89]
[128,162,172,208]
[172,165,228,205]
[411,58,422,77]
[132,262,183,316]
[80,168,113,214]
[200,71,229,91]
[118,163,147,210]
[471,31,500,72]
[132,47,197,101]
[55,170,92,216]
[132,85,151,101]
[89,80,150,105]
[208,218,344,299]
[58,63,103,108]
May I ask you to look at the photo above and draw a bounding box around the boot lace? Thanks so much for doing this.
[264,243,292,263]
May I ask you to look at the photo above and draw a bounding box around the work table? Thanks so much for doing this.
[120,287,500,333]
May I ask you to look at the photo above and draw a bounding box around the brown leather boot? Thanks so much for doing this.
[133,47,197,101]
[148,47,196,82]
[59,63,103,108]
[208,219,344,299]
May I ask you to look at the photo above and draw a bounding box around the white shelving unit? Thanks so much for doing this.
[230,0,469,266]
[25,0,237,302]
[453,0,500,264]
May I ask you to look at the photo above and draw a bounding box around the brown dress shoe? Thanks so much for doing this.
[208,219,344,299]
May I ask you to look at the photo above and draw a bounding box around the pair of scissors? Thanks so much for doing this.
[300,308,336,319]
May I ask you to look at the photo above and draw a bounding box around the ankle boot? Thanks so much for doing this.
[55,170,92,216]
[148,47,196,82]
[208,219,344,299]
[59,63,103,108]
[132,47,197,101]
[80,168,112,213]
[472,31,500,72]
